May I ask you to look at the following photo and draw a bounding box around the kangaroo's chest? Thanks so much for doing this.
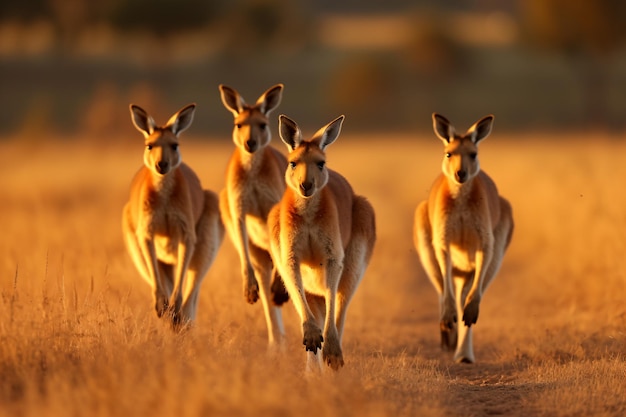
[296,225,328,265]
[296,212,342,263]
[446,207,479,239]
[142,194,188,263]
[299,227,348,297]
[294,227,331,296]
[151,212,184,264]
[442,202,482,272]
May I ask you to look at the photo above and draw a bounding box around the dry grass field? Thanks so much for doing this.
[0,131,624,416]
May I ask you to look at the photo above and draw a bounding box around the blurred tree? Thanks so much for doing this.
[219,0,312,57]
[0,0,218,37]
[107,0,219,36]
[521,0,625,54]
[47,0,89,49]
[403,11,466,79]
[520,0,626,128]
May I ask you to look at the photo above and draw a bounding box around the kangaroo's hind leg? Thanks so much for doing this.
[414,201,457,350]
[123,203,170,317]
[336,196,375,342]
[482,198,514,294]
[181,191,224,325]
[249,244,286,347]
[122,203,150,284]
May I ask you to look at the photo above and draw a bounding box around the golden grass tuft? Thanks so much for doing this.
[0,134,624,416]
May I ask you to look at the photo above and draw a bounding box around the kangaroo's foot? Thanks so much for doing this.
[302,320,323,353]
[440,320,458,351]
[154,293,169,318]
[441,300,458,333]
[322,333,344,370]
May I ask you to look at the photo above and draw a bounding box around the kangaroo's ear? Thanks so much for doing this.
[130,104,156,138]
[467,115,494,144]
[432,113,455,144]
[312,115,344,150]
[167,103,196,136]
[256,84,283,115]
[279,114,302,151]
[219,84,245,116]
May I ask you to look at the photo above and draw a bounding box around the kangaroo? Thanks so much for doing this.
[218,84,289,346]
[414,113,513,363]
[268,115,376,371]
[122,103,224,329]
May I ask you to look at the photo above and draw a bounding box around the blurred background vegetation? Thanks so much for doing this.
[1,0,626,139]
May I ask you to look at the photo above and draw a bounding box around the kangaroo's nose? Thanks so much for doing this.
[157,161,169,174]
[300,181,314,196]
[246,140,257,152]
[456,170,467,183]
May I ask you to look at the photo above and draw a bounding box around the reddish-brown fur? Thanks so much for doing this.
[268,115,376,371]
[122,104,224,329]
[218,84,288,346]
[414,113,513,363]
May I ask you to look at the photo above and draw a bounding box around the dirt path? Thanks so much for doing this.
[444,362,533,416]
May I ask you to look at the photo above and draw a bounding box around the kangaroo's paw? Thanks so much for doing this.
[270,274,289,306]
[462,298,480,327]
[302,321,323,353]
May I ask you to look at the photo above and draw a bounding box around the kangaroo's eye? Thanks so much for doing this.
[236,123,243,129]
[289,161,296,169]
[172,144,179,151]
[259,123,267,130]
[469,152,477,160]
[147,144,153,150]
[445,152,451,158]
[317,161,325,170]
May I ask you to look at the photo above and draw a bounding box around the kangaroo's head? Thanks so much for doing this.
[432,113,494,185]
[219,84,283,154]
[279,114,344,198]
[130,103,195,176]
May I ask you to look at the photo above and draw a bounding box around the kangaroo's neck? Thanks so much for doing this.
[288,188,322,217]
[445,175,475,200]
[149,169,177,196]
[237,146,265,172]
